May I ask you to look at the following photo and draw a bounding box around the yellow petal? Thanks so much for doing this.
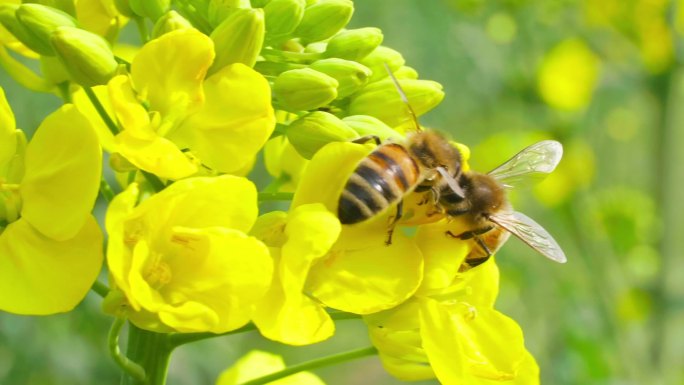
[0,86,17,168]
[157,227,272,333]
[414,219,472,296]
[108,74,152,139]
[0,216,103,314]
[170,63,275,174]
[216,350,326,385]
[419,298,466,384]
[72,85,117,151]
[253,256,334,345]
[76,0,128,41]
[19,105,102,241]
[131,29,213,118]
[307,231,423,314]
[114,131,198,180]
[105,183,139,305]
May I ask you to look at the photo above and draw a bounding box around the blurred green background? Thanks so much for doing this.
[2,0,684,384]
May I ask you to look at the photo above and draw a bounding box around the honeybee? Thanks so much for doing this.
[337,68,465,244]
[439,140,567,269]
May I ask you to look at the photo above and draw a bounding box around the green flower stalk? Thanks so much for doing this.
[50,26,118,87]
[324,27,383,61]
[13,3,78,56]
[273,68,338,111]
[152,11,193,38]
[285,111,357,159]
[309,58,371,98]
[294,0,354,43]
[209,7,265,72]
[263,0,306,42]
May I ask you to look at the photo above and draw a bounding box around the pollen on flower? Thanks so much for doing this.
[144,255,172,289]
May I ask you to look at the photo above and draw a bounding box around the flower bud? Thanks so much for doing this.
[348,78,444,127]
[50,26,118,87]
[273,68,338,111]
[394,65,418,79]
[286,111,357,159]
[360,46,405,82]
[294,0,353,43]
[324,27,383,61]
[152,10,193,38]
[113,0,136,17]
[129,0,170,21]
[208,0,252,28]
[309,58,370,98]
[209,8,265,73]
[342,115,400,142]
[14,3,77,56]
[264,0,305,41]
[0,4,35,52]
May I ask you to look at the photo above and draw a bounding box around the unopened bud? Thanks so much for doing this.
[264,0,305,41]
[286,111,357,159]
[273,68,338,111]
[208,0,251,28]
[294,0,353,43]
[360,46,405,82]
[309,58,370,98]
[129,0,170,21]
[14,3,77,56]
[209,8,264,72]
[324,27,383,61]
[0,4,35,53]
[348,78,444,127]
[394,66,418,79]
[50,26,118,87]
[113,0,136,17]
[342,115,399,142]
[152,10,192,38]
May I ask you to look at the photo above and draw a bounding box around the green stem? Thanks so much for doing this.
[84,87,120,135]
[261,48,323,63]
[122,324,173,385]
[240,346,378,385]
[109,319,146,382]
[134,17,150,43]
[100,178,116,202]
[258,192,294,201]
[91,279,110,298]
[0,46,53,93]
[141,170,166,192]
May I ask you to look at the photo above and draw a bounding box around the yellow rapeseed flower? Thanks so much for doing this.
[103,175,273,333]
[0,87,103,315]
[93,28,274,180]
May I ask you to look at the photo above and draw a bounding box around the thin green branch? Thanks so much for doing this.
[240,346,378,385]
[141,170,166,192]
[258,192,294,201]
[109,318,146,382]
[84,87,120,135]
[100,178,116,202]
[90,279,110,298]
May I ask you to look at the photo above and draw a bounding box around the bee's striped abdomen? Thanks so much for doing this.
[338,143,420,224]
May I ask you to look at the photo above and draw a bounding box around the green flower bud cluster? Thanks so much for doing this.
[0,3,118,87]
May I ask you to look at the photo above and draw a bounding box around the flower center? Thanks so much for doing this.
[144,253,172,289]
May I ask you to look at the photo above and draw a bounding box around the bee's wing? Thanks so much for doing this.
[487,140,563,187]
[489,211,567,263]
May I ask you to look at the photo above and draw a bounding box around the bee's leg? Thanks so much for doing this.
[446,226,494,240]
[351,135,381,146]
[385,200,404,246]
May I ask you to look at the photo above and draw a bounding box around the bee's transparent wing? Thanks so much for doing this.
[489,211,566,263]
[487,140,563,187]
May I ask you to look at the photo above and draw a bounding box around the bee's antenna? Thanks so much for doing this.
[383,62,422,132]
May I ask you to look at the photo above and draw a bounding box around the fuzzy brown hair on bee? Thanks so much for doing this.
[337,64,465,245]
